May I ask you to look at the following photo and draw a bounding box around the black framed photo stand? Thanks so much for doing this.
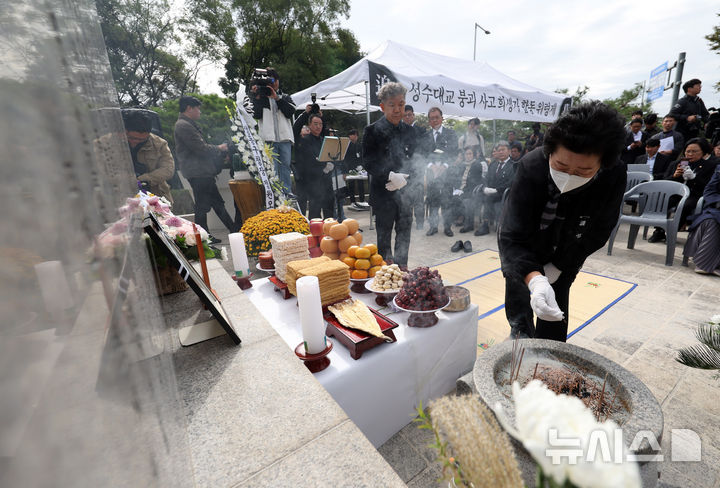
[143,215,241,345]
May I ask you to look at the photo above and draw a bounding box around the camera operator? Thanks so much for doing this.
[293,112,334,219]
[250,67,296,194]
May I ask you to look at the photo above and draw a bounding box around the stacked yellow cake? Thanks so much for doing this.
[292,259,350,306]
[286,256,330,296]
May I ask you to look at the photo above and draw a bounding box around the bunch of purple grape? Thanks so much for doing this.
[395,267,448,311]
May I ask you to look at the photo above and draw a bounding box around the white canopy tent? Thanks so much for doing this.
[291,40,570,123]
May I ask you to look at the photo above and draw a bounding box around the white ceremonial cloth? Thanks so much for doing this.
[243,278,478,447]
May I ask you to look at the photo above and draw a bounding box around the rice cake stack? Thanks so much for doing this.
[286,256,331,296]
[270,232,310,282]
[296,260,351,306]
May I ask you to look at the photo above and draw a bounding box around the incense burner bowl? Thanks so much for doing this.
[472,339,663,488]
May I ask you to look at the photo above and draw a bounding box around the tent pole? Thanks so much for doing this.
[492,119,497,146]
[364,80,371,126]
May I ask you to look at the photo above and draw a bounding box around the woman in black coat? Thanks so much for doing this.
[498,102,627,342]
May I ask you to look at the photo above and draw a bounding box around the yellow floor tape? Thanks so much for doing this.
[432,250,637,354]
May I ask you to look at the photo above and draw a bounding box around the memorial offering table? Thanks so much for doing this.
[243,277,478,447]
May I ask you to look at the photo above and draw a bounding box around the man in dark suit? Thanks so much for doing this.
[633,138,671,180]
[621,119,648,165]
[649,114,685,161]
[404,105,427,229]
[363,82,418,267]
[475,141,516,236]
[423,106,459,236]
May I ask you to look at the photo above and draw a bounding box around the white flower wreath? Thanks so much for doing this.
[225,102,287,206]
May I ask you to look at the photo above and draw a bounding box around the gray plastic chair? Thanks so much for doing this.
[607,180,690,266]
[624,171,652,236]
[627,163,651,174]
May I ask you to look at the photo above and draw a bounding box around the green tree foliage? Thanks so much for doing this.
[557,84,652,122]
[151,93,235,151]
[97,0,198,107]
[706,12,720,91]
[186,0,363,98]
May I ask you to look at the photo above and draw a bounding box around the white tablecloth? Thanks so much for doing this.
[243,278,478,446]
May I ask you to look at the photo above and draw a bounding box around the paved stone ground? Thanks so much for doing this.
[210,204,720,488]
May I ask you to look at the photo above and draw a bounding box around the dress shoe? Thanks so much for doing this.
[463,241,473,253]
[209,235,222,244]
[426,227,438,236]
[459,226,473,233]
[694,268,711,275]
[444,227,454,237]
[451,240,463,252]
[474,222,489,236]
[648,228,666,243]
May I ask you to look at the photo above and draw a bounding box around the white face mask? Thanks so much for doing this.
[549,166,593,193]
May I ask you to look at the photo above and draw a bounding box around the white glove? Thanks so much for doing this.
[543,262,562,285]
[388,171,409,190]
[683,167,696,180]
[323,162,334,174]
[527,275,564,322]
[385,180,399,191]
[483,187,498,196]
[452,189,463,196]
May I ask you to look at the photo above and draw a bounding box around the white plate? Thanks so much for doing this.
[365,278,400,295]
[256,263,275,273]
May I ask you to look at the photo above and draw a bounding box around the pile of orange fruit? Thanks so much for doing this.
[342,244,386,280]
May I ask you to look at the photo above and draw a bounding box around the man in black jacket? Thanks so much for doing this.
[174,96,235,241]
[621,119,647,165]
[649,114,685,161]
[475,141,516,236]
[293,113,333,219]
[669,79,709,141]
[498,101,626,341]
[363,82,418,267]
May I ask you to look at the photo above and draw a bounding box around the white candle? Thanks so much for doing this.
[296,276,327,354]
[34,260,74,314]
[228,232,250,277]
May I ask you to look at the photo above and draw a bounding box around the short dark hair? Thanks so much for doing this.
[179,96,201,113]
[463,146,477,158]
[404,105,414,113]
[123,111,152,133]
[510,142,523,152]
[308,113,323,125]
[630,119,643,126]
[644,113,658,125]
[348,128,358,136]
[469,117,480,125]
[631,109,643,117]
[543,100,626,168]
[685,137,711,155]
[507,130,516,135]
[682,78,701,93]
[646,138,660,148]
[428,106,443,117]
[663,113,676,121]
